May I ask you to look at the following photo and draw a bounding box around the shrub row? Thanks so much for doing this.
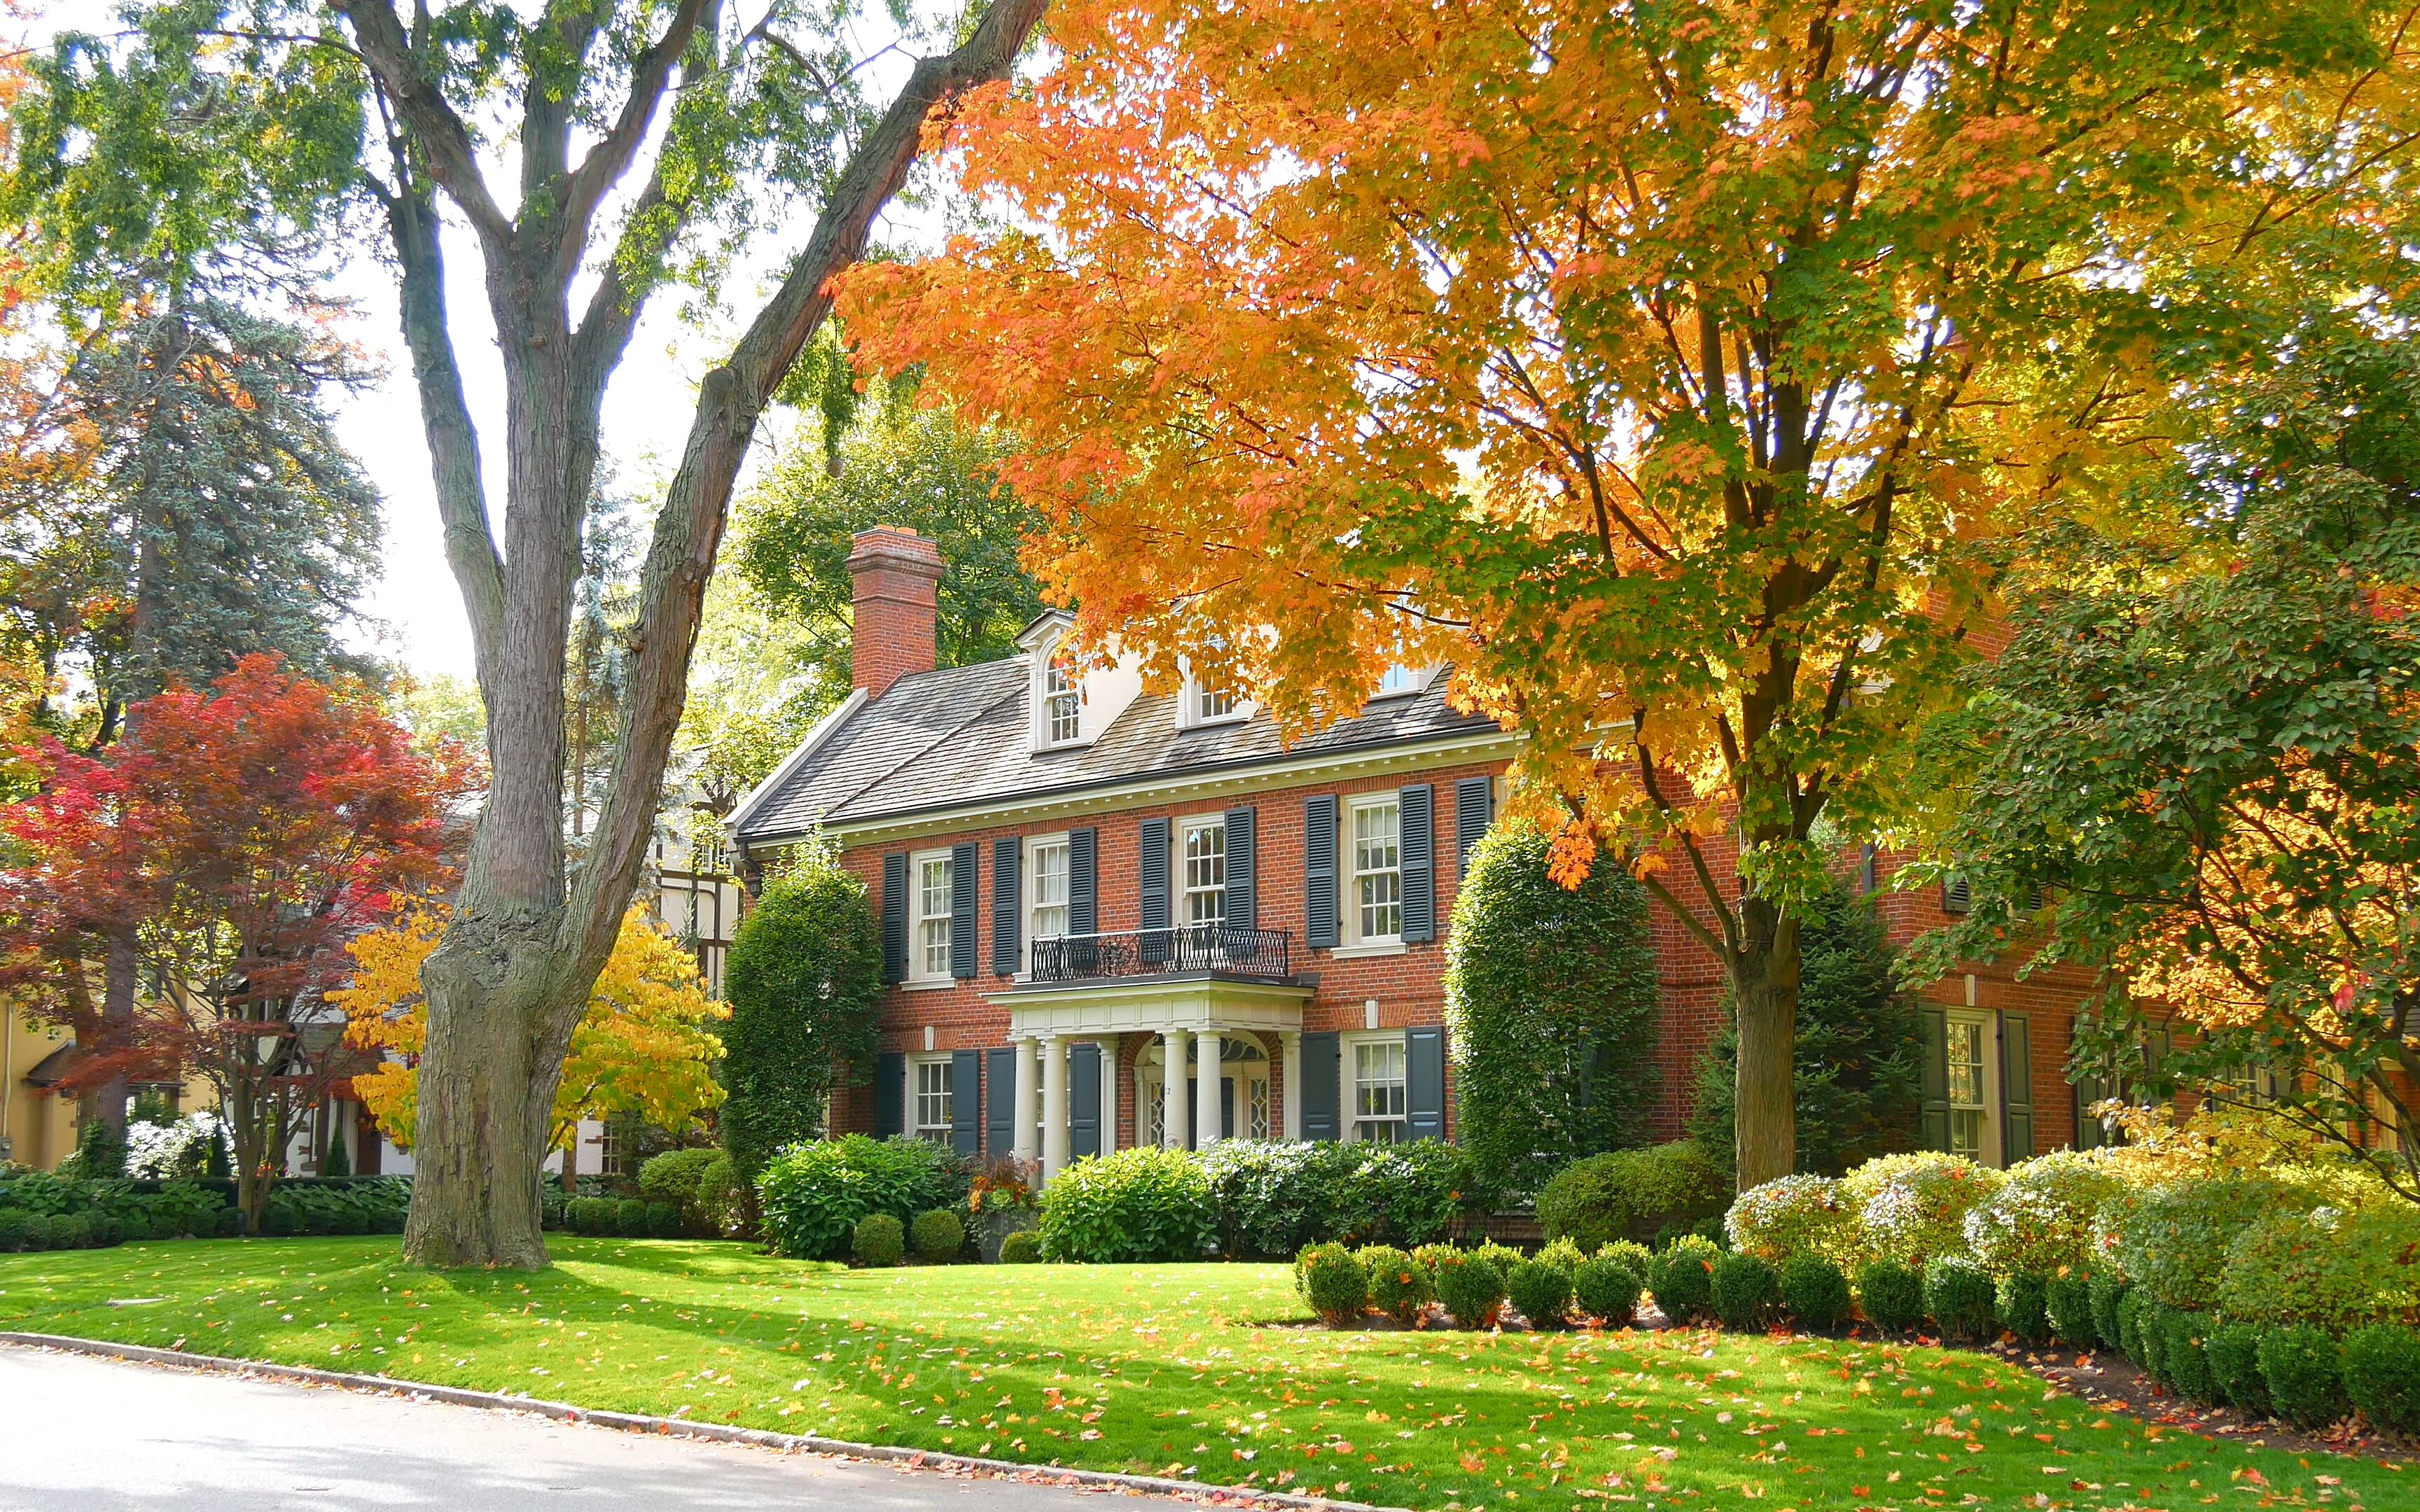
[846,1208,968,1267]
[1295,1236,1652,1330]
[2,1172,415,1241]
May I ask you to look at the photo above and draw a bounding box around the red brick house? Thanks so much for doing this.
[727,526,2099,1183]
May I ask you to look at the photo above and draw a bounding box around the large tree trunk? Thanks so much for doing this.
[1727,898,1802,1191]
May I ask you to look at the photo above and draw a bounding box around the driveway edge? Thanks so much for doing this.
[0,1331,1401,1512]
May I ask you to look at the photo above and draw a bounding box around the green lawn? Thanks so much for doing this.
[0,1239,2401,1511]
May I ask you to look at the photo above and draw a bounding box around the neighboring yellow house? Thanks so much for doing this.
[1,1001,81,1170]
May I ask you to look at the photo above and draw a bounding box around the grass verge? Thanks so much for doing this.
[0,1238,2405,1511]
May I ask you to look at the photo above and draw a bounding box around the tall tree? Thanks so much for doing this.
[840,0,2412,1186]
[11,0,1049,1265]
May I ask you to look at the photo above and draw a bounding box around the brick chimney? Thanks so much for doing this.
[846,526,944,698]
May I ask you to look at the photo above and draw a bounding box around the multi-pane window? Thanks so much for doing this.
[1947,1016,1987,1161]
[1044,655,1081,743]
[1195,684,1239,722]
[1350,799,1403,942]
[1181,820,1227,926]
[1029,839,1070,942]
[1377,664,1423,696]
[915,854,953,979]
[594,1121,623,1176]
[913,1058,954,1142]
[1353,1038,1407,1143]
[1247,1076,1272,1141]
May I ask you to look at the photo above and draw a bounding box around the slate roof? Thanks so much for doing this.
[732,657,1501,842]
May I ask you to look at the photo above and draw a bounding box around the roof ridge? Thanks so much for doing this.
[822,677,1029,822]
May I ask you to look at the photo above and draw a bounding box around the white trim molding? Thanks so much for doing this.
[725,686,868,836]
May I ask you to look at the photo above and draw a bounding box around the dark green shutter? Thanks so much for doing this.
[1300,1030,1340,1140]
[1305,794,1340,949]
[1223,806,1257,928]
[1068,827,1098,935]
[1069,1043,1101,1159]
[1139,817,1171,965]
[951,1049,982,1155]
[1919,1007,1950,1152]
[1405,1026,1445,1140]
[1398,784,1436,943]
[2000,1012,2034,1164]
[985,1046,1017,1154]
[1454,775,1493,874]
[880,853,908,983]
[2072,1070,2110,1151]
[875,1051,906,1138]
[950,842,978,979]
[992,837,1020,975]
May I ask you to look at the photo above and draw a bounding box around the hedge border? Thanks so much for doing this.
[0,1332,1404,1512]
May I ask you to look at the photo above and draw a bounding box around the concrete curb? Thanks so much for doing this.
[0,1331,1404,1512]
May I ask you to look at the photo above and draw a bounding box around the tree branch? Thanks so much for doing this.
[553,0,719,285]
[335,0,514,247]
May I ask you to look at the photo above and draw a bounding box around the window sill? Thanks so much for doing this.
[1330,941,1406,960]
[900,978,958,993]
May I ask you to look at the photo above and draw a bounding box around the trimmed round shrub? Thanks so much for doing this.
[1857,1259,1925,1334]
[1361,1245,1433,1326]
[56,1212,94,1249]
[1648,1238,1720,1326]
[2204,1323,2271,1416]
[1962,1152,2125,1279]
[1508,1258,1574,1329]
[1725,1175,1853,1265]
[2219,1205,2420,1335]
[117,1210,153,1242]
[639,1147,723,1209]
[2258,1326,2348,1430]
[2343,1324,2420,1436]
[1298,1242,1369,1325]
[2109,1177,2307,1312]
[1925,1259,1998,1344]
[852,1212,906,1268]
[1534,1236,1586,1275]
[2158,1310,2219,1405]
[1573,1256,1643,1327]
[2089,1274,2132,1354]
[1471,1240,1527,1279]
[997,1229,1043,1264]
[644,1202,684,1238]
[615,1198,648,1238]
[1435,1250,1508,1329]
[569,1196,612,1236]
[1036,1147,1216,1264]
[911,1208,966,1264]
[1844,1153,2003,1269]
[1997,1272,2052,1348]
[21,1213,58,1251]
[757,1135,969,1261]
[1779,1254,1851,1332]
[0,1209,33,1251]
[695,1152,744,1236]
[1711,1252,1780,1331]
[1599,1238,1653,1277]
[2045,1273,2096,1348]
[1538,1142,1728,1253]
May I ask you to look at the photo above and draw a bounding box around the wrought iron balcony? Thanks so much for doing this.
[1028,925,1293,985]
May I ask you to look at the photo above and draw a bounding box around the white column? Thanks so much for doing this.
[1279,1030,1303,1141]
[1013,1037,1040,1168]
[1160,1028,1190,1149]
[1195,1029,1224,1147]
[1041,1035,1070,1182]
[1097,1034,1121,1154]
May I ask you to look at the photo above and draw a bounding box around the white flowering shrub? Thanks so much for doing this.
[1842,1151,2003,1268]
[1724,1175,1853,1263]
[1961,1149,2126,1278]
[124,1112,224,1180]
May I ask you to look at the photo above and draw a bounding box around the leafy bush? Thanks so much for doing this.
[0,1208,29,1252]
[1962,1152,2125,1278]
[1691,881,1923,1177]
[854,1212,905,1267]
[2219,1204,2420,1334]
[912,1208,966,1263]
[998,1229,1043,1264]
[1199,1140,1480,1258]
[644,1202,683,1238]
[1434,1250,1508,1329]
[22,1213,58,1250]
[1297,1242,1369,1324]
[2158,1310,2220,1405]
[1924,1259,1998,1343]
[1843,1153,2003,1268]
[1725,1175,1852,1264]
[1361,1245,1432,1326]
[1538,1142,1728,1252]
[1535,1236,1586,1275]
[616,1198,648,1237]
[1711,1252,1779,1331]
[721,857,884,1182]
[639,1148,723,1228]
[1324,1140,1482,1249]
[1857,1260,1925,1334]
[2258,1326,2347,1430]
[1599,1238,1653,1277]
[696,1152,744,1236]
[756,1135,968,1261]
[567,1196,610,1236]
[1779,1254,1851,1332]
[2089,1274,2132,1353]
[2342,1325,2420,1436]
[1997,1273,2052,1347]
[1471,1239,1527,1278]
[1037,1147,1216,1264]
[1573,1256,1643,1326]
[2045,1273,2096,1348]
[1508,1258,1574,1329]
[2108,1177,2307,1311]
[2205,1323,2271,1416]
[1648,1237,1720,1326]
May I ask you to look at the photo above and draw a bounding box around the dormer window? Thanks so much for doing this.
[1375,664,1433,699]
[1044,654,1082,744]
[1195,684,1239,722]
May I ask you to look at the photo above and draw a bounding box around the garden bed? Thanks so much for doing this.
[2008,1342,2419,1469]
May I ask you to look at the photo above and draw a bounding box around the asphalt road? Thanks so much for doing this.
[0,1345,1194,1511]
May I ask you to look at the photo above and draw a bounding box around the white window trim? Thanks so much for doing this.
[1176,671,1252,730]
[909,847,954,984]
[1031,631,1087,752]
[1022,832,1072,975]
[1372,664,1440,700]
[1945,1009,2004,1168]
[1330,941,1407,960]
[1339,1030,1410,1144]
[908,1052,955,1144]
[1344,794,1405,947]
[1178,815,1228,927]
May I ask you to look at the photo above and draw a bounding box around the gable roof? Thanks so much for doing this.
[731,657,1502,844]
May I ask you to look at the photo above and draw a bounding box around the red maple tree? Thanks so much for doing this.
[0,655,474,1228]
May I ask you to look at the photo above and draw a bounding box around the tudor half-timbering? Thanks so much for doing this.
[727,526,2103,1181]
